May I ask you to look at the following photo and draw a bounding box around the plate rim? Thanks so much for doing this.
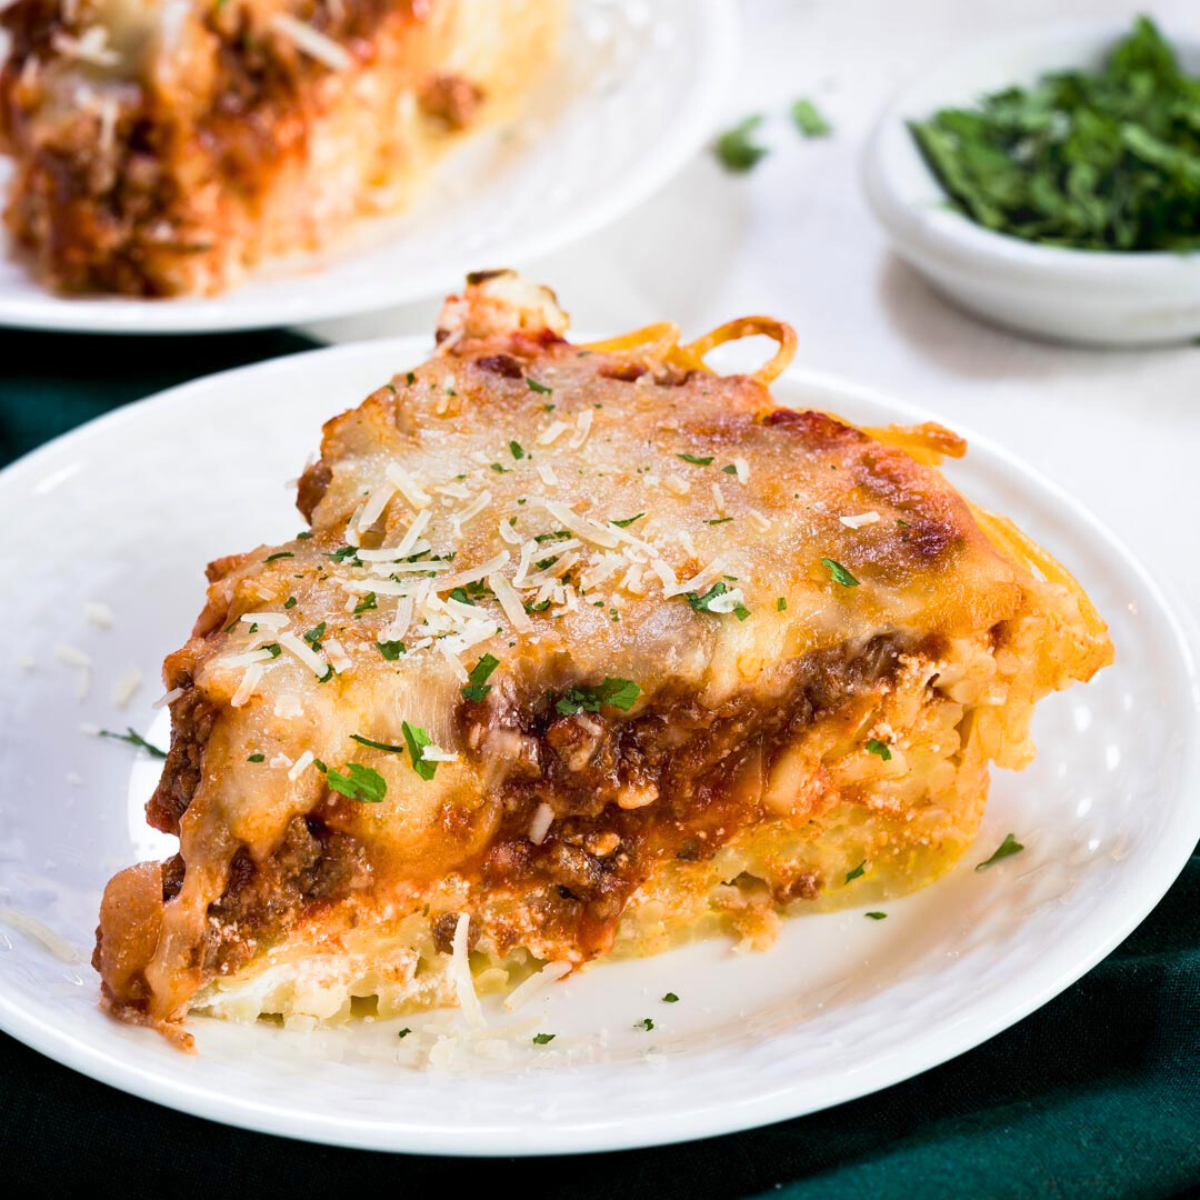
[0,0,738,335]
[1,338,1198,1156]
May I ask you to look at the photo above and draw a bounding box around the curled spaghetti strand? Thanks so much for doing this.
[970,505,1109,639]
[583,317,797,386]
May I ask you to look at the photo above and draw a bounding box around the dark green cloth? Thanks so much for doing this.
[1,331,1196,1199]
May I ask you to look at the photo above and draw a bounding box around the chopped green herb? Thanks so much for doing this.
[555,677,641,715]
[791,97,832,138]
[296,531,313,540]
[313,758,327,773]
[684,581,748,619]
[865,912,888,921]
[866,738,892,761]
[534,530,571,543]
[353,592,378,615]
[447,587,476,606]
[909,17,1200,252]
[350,733,405,753]
[845,860,867,883]
[532,1033,556,1045]
[98,728,166,758]
[461,653,499,703]
[397,1027,412,1038]
[401,720,438,781]
[721,463,738,474]
[706,516,734,525]
[247,753,265,763]
[406,372,416,386]
[526,377,553,395]
[524,598,552,614]
[376,640,406,660]
[611,513,645,528]
[662,992,679,1003]
[776,597,787,611]
[264,551,293,563]
[325,762,387,803]
[284,596,297,609]
[327,546,358,562]
[490,463,510,474]
[510,441,526,460]
[678,453,714,466]
[975,832,1025,872]
[715,114,768,172]
[248,623,258,634]
[634,1018,655,1032]
[303,621,326,650]
[822,558,859,587]
[262,643,282,658]
[224,620,238,633]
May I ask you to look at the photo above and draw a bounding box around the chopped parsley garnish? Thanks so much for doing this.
[678,453,714,466]
[406,372,416,386]
[350,733,405,753]
[910,17,1200,252]
[526,377,553,395]
[509,441,525,460]
[866,738,892,761]
[534,530,571,543]
[706,516,734,525]
[318,667,335,683]
[524,599,552,614]
[401,721,438,781]
[461,654,499,703]
[248,623,258,634]
[284,596,297,609]
[262,643,282,658]
[845,860,867,884]
[264,551,293,563]
[634,1018,655,1032]
[685,582,749,620]
[791,98,831,138]
[247,753,265,763]
[303,621,326,650]
[715,114,767,172]
[353,592,378,615]
[397,1027,412,1039]
[776,597,787,611]
[662,992,679,1003]
[313,758,327,773]
[376,640,406,660]
[98,727,167,758]
[721,463,738,474]
[975,833,1025,872]
[327,546,358,562]
[224,620,238,633]
[822,558,859,587]
[555,677,641,715]
[325,762,387,803]
[447,587,476,606]
[611,513,645,528]
[490,463,510,474]
[865,912,888,921]
[532,1033,556,1045]
[296,531,313,540]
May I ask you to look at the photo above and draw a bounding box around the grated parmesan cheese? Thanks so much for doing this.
[111,667,142,709]
[537,421,569,446]
[84,601,114,629]
[489,573,532,634]
[568,409,594,450]
[502,959,572,1012]
[231,662,264,708]
[288,750,315,781]
[268,12,353,71]
[451,914,484,1028]
[840,511,881,529]
[0,907,82,963]
[385,464,433,511]
[528,801,554,845]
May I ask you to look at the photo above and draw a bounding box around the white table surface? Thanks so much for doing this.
[308,0,1200,625]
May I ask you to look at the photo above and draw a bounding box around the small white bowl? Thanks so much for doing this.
[863,21,1200,347]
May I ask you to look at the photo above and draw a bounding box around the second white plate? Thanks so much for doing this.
[0,338,1196,1155]
[0,0,735,334]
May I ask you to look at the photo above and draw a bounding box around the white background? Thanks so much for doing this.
[311,0,1199,622]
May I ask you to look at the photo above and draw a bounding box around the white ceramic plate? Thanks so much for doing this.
[0,0,735,334]
[0,338,1197,1156]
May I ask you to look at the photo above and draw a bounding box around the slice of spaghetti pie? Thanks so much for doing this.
[94,271,1113,1040]
[0,0,562,295]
